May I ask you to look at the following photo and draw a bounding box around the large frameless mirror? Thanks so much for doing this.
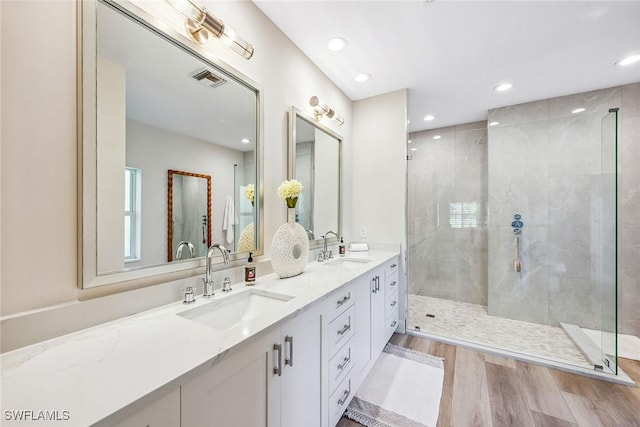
[80,0,263,288]
[288,107,342,248]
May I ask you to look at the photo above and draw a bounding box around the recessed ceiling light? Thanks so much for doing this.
[489,121,499,126]
[408,140,412,144]
[433,135,441,140]
[617,54,640,66]
[241,138,251,144]
[410,148,418,151]
[423,114,435,121]
[355,73,370,82]
[327,37,348,52]
[571,108,586,114]
[494,82,513,92]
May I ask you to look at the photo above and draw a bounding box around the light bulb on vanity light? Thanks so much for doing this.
[165,0,254,59]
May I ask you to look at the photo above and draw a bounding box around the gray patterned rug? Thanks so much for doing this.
[345,343,444,427]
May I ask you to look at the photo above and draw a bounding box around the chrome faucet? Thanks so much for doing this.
[319,230,339,262]
[203,244,231,297]
[175,241,196,259]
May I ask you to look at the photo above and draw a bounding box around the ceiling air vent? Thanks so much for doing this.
[192,69,226,88]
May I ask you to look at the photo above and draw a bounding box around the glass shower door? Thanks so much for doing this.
[599,108,618,374]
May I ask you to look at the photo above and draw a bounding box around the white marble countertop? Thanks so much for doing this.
[0,250,398,426]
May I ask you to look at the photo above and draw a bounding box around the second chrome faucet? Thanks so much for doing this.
[318,230,339,262]
[203,244,230,297]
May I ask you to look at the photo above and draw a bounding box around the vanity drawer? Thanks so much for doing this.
[328,305,355,357]
[386,287,399,318]
[329,340,354,394]
[386,271,399,294]
[326,283,355,322]
[385,258,399,278]
[329,373,354,427]
[387,308,399,339]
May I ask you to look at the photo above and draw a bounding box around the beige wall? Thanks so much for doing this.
[1,1,79,315]
[0,0,352,319]
[351,90,407,251]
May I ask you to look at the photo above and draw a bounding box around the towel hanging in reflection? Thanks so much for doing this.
[222,196,238,244]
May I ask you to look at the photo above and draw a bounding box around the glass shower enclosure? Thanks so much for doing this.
[407,91,619,377]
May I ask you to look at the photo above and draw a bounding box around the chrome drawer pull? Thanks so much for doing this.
[390,300,397,307]
[285,335,294,367]
[337,386,351,406]
[337,318,351,336]
[337,349,352,371]
[273,343,282,376]
[390,320,397,328]
[336,292,351,307]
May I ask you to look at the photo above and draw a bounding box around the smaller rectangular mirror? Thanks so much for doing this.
[168,170,211,262]
[288,107,342,247]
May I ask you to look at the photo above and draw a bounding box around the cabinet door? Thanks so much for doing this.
[280,305,322,427]
[181,329,280,427]
[112,388,180,427]
[353,274,375,390]
[370,269,387,356]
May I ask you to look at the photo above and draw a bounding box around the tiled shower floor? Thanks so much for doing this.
[409,294,592,369]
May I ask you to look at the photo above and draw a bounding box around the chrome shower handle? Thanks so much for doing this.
[515,235,522,273]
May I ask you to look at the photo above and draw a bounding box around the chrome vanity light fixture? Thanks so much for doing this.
[309,96,345,126]
[165,0,254,59]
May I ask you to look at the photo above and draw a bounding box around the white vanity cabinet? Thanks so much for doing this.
[181,327,280,427]
[322,283,357,427]
[181,303,322,427]
[112,388,180,427]
[278,303,323,427]
[352,256,400,392]
[385,260,400,342]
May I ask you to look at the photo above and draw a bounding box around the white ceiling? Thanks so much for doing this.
[253,0,640,133]
[98,2,257,151]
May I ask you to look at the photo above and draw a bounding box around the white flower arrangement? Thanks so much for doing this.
[245,183,255,205]
[277,179,303,200]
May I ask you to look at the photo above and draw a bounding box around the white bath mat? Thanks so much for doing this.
[345,343,444,427]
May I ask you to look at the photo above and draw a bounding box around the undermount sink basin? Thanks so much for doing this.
[177,288,294,331]
[323,257,372,267]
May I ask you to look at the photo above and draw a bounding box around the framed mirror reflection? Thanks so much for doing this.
[288,107,342,248]
[80,0,263,288]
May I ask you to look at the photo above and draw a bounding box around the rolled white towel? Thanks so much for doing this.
[349,242,369,252]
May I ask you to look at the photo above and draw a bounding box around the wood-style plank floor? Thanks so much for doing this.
[337,333,640,427]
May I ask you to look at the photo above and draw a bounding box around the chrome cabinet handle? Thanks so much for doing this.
[337,317,351,336]
[390,300,397,307]
[371,277,377,294]
[376,276,381,292]
[273,343,282,376]
[338,385,351,406]
[337,349,351,372]
[336,292,351,307]
[390,320,397,328]
[285,336,294,367]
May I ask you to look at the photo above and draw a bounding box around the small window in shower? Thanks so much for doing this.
[449,202,482,228]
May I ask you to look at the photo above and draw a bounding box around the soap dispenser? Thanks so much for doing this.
[339,237,346,257]
[245,252,256,285]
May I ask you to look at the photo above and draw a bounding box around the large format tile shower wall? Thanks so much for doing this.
[408,121,489,306]
[408,83,639,338]
[487,83,640,336]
